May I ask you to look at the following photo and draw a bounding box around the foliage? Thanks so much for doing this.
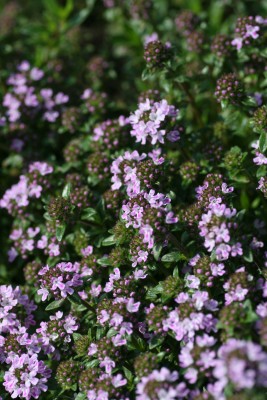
[1,1,267,399]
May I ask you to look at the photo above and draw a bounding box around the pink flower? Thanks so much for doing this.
[231,37,243,50]
[81,245,93,257]
[126,298,140,313]
[99,357,115,374]
[245,24,260,39]
[112,374,127,388]
[88,343,98,355]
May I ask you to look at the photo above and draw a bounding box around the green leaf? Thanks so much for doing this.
[62,182,71,199]
[240,190,250,210]
[2,154,23,168]
[97,257,112,266]
[242,96,257,107]
[102,235,116,246]
[149,335,165,349]
[81,208,101,224]
[229,173,250,183]
[145,284,163,301]
[42,0,61,16]
[68,293,82,305]
[85,359,99,368]
[147,264,157,271]
[75,394,87,400]
[243,249,253,263]
[43,212,53,221]
[86,0,96,9]
[107,328,118,338]
[127,334,146,351]
[161,252,186,262]
[61,0,74,19]
[70,383,77,391]
[96,198,106,217]
[256,165,267,178]
[87,175,100,186]
[56,224,66,241]
[220,100,228,109]
[96,327,105,340]
[209,0,223,28]
[210,249,217,261]
[252,197,261,209]
[173,267,179,278]
[259,131,267,153]
[122,366,133,381]
[87,328,93,342]
[236,209,246,220]
[73,333,83,342]
[45,299,65,311]
[153,243,163,261]
[243,300,258,323]
[145,288,158,301]
[141,68,151,81]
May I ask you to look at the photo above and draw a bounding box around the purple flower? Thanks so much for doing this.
[215,243,231,261]
[129,99,179,145]
[88,343,98,355]
[99,356,115,374]
[81,245,93,257]
[54,92,69,104]
[47,242,60,257]
[165,211,178,224]
[0,286,36,334]
[87,389,109,400]
[18,61,30,71]
[199,201,241,261]
[245,24,260,39]
[253,152,267,165]
[30,67,44,80]
[144,32,159,45]
[212,339,267,396]
[37,262,83,300]
[186,275,200,289]
[126,298,140,313]
[3,353,51,400]
[112,374,127,388]
[43,110,59,122]
[136,367,181,400]
[36,312,78,354]
[28,162,53,176]
[166,130,180,142]
[112,334,127,347]
[134,269,148,279]
[231,37,243,50]
[8,247,18,262]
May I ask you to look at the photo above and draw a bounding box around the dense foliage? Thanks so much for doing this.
[1,0,267,399]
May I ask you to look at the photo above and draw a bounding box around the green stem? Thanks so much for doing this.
[80,298,96,314]
[177,81,204,128]
[166,232,188,256]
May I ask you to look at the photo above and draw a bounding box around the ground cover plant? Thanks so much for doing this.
[1,0,267,399]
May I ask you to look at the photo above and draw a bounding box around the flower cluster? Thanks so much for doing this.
[199,200,242,261]
[37,262,83,301]
[0,162,53,216]
[129,99,179,144]
[232,16,261,50]
[3,353,51,400]
[3,61,68,124]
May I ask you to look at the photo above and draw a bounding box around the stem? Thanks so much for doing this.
[177,82,204,128]
[80,298,96,314]
[166,232,188,256]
